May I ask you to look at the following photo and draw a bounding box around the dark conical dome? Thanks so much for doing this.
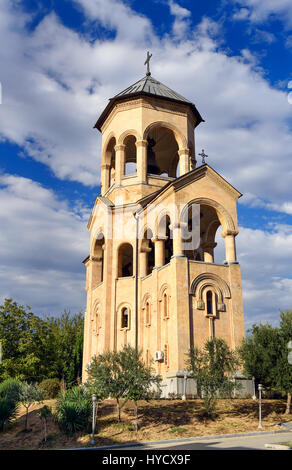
[94,75,204,130]
[114,75,192,104]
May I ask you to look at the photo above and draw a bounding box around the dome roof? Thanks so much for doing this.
[114,75,192,104]
[94,74,204,131]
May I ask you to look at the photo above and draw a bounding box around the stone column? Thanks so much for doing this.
[100,163,110,194]
[171,223,184,257]
[178,148,190,176]
[139,241,152,277]
[136,139,148,183]
[152,237,166,268]
[222,230,238,263]
[139,251,148,277]
[201,242,217,263]
[114,144,126,186]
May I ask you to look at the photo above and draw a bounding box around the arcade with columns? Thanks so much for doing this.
[82,57,246,397]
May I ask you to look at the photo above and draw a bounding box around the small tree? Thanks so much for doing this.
[87,346,161,426]
[187,338,240,417]
[275,310,292,414]
[18,382,44,431]
[119,346,161,431]
[37,405,52,442]
[238,323,280,390]
[87,349,129,421]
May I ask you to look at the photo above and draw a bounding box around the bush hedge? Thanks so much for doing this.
[0,378,22,402]
[39,378,60,399]
[54,386,92,435]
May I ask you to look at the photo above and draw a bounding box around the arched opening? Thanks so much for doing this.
[145,301,151,325]
[163,292,168,319]
[118,243,133,277]
[146,127,179,177]
[206,290,213,315]
[182,203,221,263]
[141,228,155,276]
[158,215,173,265]
[124,135,137,176]
[92,234,105,287]
[121,307,129,329]
[104,137,116,189]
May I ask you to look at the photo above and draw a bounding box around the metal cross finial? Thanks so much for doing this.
[199,149,208,165]
[144,51,152,76]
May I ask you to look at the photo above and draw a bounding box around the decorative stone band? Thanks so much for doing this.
[221,229,239,238]
[90,256,103,262]
[177,148,190,156]
[151,235,168,243]
[196,300,226,312]
[135,139,148,148]
[114,144,126,152]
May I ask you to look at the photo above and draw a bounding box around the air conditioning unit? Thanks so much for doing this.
[155,350,164,362]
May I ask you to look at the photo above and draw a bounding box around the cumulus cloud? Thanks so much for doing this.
[0,173,89,316]
[237,224,292,328]
[0,0,292,323]
[167,0,191,39]
[0,0,291,210]
[232,0,292,29]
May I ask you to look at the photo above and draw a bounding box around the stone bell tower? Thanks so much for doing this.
[82,55,246,396]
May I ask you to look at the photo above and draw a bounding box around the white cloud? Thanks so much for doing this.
[232,0,292,29]
[0,0,292,324]
[0,173,89,316]
[167,0,191,39]
[0,0,291,210]
[236,225,292,328]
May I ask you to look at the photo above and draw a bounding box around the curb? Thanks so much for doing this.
[265,443,292,450]
[69,429,292,451]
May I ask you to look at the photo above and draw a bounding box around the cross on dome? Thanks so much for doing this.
[144,51,152,76]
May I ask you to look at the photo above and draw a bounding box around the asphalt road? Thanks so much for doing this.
[112,430,292,451]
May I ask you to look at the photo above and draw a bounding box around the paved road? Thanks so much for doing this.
[117,431,292,451]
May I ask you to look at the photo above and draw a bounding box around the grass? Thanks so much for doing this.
[0,398,291,450]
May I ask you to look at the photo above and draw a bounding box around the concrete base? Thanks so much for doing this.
[159,369,254,399]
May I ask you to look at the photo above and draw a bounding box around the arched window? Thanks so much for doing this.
[104,137,116,191]
[124,135,137,175]
[92,234,105,287]
[206,290,213,315]
[165,216,173,264]
[158,215,173,266]
[146,301,151,325]
[163,293,168,319]
[141,228,154,276]
[121,307,129,329]
[118,243,133,277]
[146,127,179,177]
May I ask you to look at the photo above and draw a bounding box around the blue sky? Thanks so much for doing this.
[0,0,292,330]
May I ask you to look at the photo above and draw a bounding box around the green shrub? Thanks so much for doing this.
[39,379,60,399]
[0,398,18,431]
[0,378,22,402]
[54,386,92,435]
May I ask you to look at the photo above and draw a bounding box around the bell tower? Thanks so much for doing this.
[94,59,203,204]
[82,56,246,397]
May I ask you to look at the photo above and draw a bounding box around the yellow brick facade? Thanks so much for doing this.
[82,74,245,396]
